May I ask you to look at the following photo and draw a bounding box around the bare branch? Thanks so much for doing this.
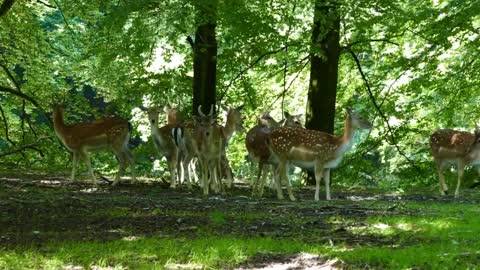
[348,48,423,173]
[0,140,49,158]
[0,104,15,145]
[218,46,287,103]
[36,0,54,8]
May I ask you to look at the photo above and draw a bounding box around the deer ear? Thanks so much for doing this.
[236,104,244,111]
[284,111,291,118]
[163,105,171,113]
[345,107,353,114]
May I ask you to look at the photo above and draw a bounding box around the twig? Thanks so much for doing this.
[218,46,287,104]
[348,48,422,173]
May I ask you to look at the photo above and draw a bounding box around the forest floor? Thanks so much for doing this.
[0,172,480,269]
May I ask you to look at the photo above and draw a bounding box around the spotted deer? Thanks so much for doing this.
[52,104,136,185]
[269,108,372,201]
[147,106,183,188]
[430,128,480,197]
[174,104,244,191]
[218,104,245,188]
[192,105,224,195]
[247,111,303,197]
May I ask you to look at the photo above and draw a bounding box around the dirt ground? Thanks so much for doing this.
[0,172,479,269]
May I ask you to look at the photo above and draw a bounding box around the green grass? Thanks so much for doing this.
[3,202,480,270]
[338,201,480,269]
[0,236,322,270]
[2,183,480,269]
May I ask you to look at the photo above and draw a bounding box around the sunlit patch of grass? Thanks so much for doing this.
[0,236,328,270]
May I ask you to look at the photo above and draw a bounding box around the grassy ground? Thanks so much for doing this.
[0,172,479,269]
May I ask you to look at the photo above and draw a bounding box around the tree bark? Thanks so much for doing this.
[192,0,217,116]
[0,0,15,17]
[305,1,341,184]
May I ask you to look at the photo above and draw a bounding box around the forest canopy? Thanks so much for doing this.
[1,0,479,189]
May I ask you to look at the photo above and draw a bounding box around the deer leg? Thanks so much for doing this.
[252,161,264,197]
[314,164,323,201]
[124,148,136,183]
[177,152,184,185]
[83,152,97,185]
[258,165,271,198]
[190,158,199,184]
[216,160,223,194]
[112,150,126,186]
[223,156,234,189]
[435,160,448,195]
[275,160,286,200]
[70,152,79,182]
[184,155,193,189]
[323,169,331,201]
[201,159,209,196]
[455,162,464,198]
[168,152,178,189]
[284,162,296,201]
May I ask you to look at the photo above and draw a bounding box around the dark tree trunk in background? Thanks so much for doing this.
[0,0,15,17]
[305,1,341,185]
[192,0,217,116]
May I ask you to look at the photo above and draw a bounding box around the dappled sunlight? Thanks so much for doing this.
[121,236,142,242]
[346,195,382,201]
[79,187,99,193]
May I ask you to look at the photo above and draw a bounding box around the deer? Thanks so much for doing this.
[147,106,184,189]
[191,105,224,196]
[174,104,244,191]
[246,111,303,197]
[269,108,372,201]
[430,128,480,197]
[52,104,136,186]
[218,104,244,188]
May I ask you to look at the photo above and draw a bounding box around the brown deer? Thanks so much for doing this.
[430,128,480,197]
[192,105,224,195]
[147,106,182,188]
[52,105,136,185]
[247,111,303,197]
[174,104,244,190]
[269,108,372,201]
[218,104,244,188]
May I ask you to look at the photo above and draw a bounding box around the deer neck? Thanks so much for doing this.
[337,115,356,155]
[53,111,68,136]
[223,112,237,143]
[167,114,178,125]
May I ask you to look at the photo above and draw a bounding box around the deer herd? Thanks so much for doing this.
[52,103,480,201]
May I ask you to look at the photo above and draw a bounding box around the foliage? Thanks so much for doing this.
[0,0,480,188]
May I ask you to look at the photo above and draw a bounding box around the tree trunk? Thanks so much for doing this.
[0,0,15,17]
[305,1,341,184]
[192,1,217,116]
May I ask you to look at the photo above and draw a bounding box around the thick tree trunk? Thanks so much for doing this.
[0,0,15,17]
[305,1,340,184]
[192,1,217,116]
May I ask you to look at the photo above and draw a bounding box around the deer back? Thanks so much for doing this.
[269,127,340,162]
[430,129,480,162]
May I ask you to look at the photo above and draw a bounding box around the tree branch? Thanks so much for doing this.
[348,48,423,172]
[0,104,15,145]
[0,140,48,158]
[218,46,287,104]
[36,0,54,8]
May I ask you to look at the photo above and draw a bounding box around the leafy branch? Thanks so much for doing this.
[348,48,423,173]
